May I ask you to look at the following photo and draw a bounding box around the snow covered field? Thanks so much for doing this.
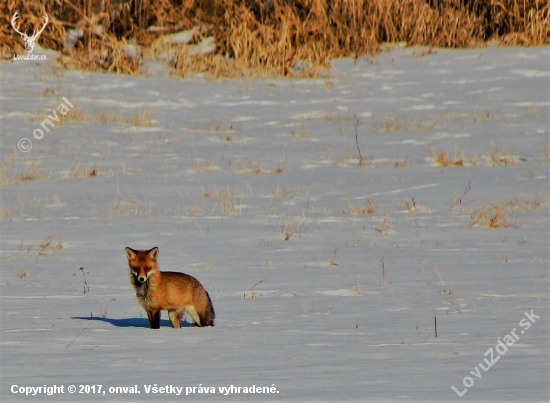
[1,45,549,402]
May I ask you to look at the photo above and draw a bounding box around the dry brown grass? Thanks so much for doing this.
[38,235,63,255]
[432,145,526,167]
[0,152,21,186]
[193,162,218,173]
[0,202,11,217]
[34,105,88,125]
[167,49,240,78]
[106,192,153,216]
[372,114,438,132]
[488,146,525,166]
[130,106,158,126]
[436,148,465,167]
[268,186,290,199]
[96,109,125,124]
[347,198,379,215]
[230,161,284,174]
[394,157,409,168]
[203,186,243,215]
[470,204,512,228]
[2,1,547,77]
[292,128,315,137]
[379,217,392,236]
[73,163,98,178]
[188,203,205,216]
[543,134,550,163]
[255,167,284,174]
[405,198,419,213]
[470,197,544,228]
[17,159,51,183]
[281,219,303,241]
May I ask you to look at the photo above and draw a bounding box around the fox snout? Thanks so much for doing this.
[131,269,149,284]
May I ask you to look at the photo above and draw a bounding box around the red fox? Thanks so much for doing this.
[125,247,215,328]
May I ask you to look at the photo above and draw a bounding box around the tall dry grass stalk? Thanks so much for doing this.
[2,1,548,76]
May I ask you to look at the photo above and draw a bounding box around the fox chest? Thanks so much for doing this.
[133,280,159,310]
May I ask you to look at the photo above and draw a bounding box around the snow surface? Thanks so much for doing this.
[1,45,549,402]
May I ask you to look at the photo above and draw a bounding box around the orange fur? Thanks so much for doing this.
[125,247,215,328]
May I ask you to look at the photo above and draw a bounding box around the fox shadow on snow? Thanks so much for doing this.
[72,316,197,328]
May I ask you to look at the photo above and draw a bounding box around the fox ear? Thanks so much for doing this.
[125,247,137,261]
[147,247,159,261]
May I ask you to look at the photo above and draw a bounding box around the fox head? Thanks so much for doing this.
[126,247,159,284]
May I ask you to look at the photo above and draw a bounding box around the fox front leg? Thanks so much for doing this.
[147,310,161,329]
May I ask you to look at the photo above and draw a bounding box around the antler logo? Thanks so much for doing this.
[11,12,49,54]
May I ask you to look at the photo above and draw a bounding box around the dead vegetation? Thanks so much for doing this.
[280,199,317,240]
[0,151,104,186]
[543,134,549,163]
[436,149,465,167]
[203,186,243,215]
[470,204,517,228]
[130,106,158,126]
[2,1,548,77]
[0,156,52,186]
[34,105,88,125]
[372,114,438,132]
[38,235,63,255]
[230,161,284,174]
[268,186,290,199]
[379,217,392,236]
[73,161,99,178]
[470,197,544,228]
[405,198,418,213]
[281,216,315,241]
[347,198,379,215]
[430,144,526,167]
[105,191,153,216]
